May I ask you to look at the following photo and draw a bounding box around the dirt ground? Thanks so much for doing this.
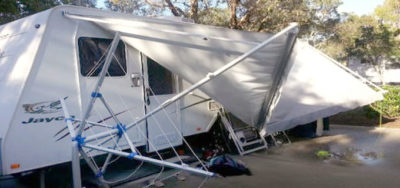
[331,111,400,128]
[381,118,400,128]
[120,124,400,188]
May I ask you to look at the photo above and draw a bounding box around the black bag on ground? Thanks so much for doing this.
[206,155,252,177]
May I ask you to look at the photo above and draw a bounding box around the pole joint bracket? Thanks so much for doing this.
[113,123,126,137]
[95,170,104,178]
[127,152,136,159]
[72,135,86,149]
[91,92,103,98]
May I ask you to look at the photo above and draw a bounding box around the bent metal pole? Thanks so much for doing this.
[77,32,121,135]
[83,144,215,177]
[85,23,299,143]
[60,98,81,188]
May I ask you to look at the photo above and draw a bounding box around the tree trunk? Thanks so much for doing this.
[229,0,239,29]
[165,0,181,16]
[189,0,199,22]
[373,57,386,85]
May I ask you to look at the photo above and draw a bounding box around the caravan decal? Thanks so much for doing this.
[22,97,68,114]
[22,116,66,124]
[54,109,129,141]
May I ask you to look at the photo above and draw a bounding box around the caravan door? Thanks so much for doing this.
[142,56,182,152]
[77,32,147,149]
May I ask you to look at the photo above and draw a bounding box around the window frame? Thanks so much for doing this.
[77,37,127,78]
[145,57,176,96]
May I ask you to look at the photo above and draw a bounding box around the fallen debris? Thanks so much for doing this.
[205,155,252,177]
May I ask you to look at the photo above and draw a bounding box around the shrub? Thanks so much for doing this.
[370,85,400,118]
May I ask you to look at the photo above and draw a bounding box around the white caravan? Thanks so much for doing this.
[0,6,220,176]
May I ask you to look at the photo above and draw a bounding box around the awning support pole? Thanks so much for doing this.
[84,23,299,142]
[83,144,215,177]
[60,98,81,188]
[258,28,299,133]
[78,32,121,136]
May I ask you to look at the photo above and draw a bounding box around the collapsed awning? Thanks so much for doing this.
[64,12,299,129]
[264,41,384,134]
[64,12,383,135]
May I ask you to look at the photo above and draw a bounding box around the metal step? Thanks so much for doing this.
[241,139,263,147]
[219,110,268,156]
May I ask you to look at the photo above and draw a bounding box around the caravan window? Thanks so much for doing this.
[78,37,126,77]
[147,58,175,95]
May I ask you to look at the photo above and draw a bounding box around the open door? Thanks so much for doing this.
[142,56,182,152]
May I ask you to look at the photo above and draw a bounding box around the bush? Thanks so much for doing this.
[370,85,400,118]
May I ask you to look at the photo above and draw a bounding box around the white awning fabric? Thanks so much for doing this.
[89,15,298,128]
[64,11,382,134]
[264,41,384,134]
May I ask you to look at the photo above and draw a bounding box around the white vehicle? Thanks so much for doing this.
[0,5,383,184]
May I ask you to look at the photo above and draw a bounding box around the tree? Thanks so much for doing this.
[346,23,398,84]
[0,0,96,25]
[234,0,311,32]
[306,0,342,45]
[315,1,400,84]
[106,0,152,14]
[320,14,399,84]
[104,0,341,35]
[320,15,377,60]
[0,0,19,24]
[375,0,400,28]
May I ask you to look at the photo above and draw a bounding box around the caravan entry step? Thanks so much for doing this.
[219,111,268,156]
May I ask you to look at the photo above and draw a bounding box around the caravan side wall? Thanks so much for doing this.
[0,10,53,175]
[2,7,152,175]
[2,8,86,175]
[1,6,217,175]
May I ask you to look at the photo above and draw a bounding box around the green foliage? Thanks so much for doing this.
[362,105,380,119]
[0,0,95,25]
[0,0,19,24]
[238,0,311,33]
[306,0,342,42]
[19,0,60,14]
[371,85,400,118]
[346,23,398,66]
[375,0,400,27]
[316,150,330,158]
[0,0,18,13]
[317,40,346,62]
[319,9,400,71]
[106,0,153,14]
[197,8,230,27]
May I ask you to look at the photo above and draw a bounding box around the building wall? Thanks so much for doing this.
[348,59,400,84]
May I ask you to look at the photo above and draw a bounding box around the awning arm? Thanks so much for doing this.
[62,11,260,46]
[77,32,121,135]
[257,27,299,133]
[85,23,299,143]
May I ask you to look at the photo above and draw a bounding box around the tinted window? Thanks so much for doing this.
[78,37,126,77]
[147,58,175,95]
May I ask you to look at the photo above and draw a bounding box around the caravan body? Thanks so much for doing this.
[0,7,219,175]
